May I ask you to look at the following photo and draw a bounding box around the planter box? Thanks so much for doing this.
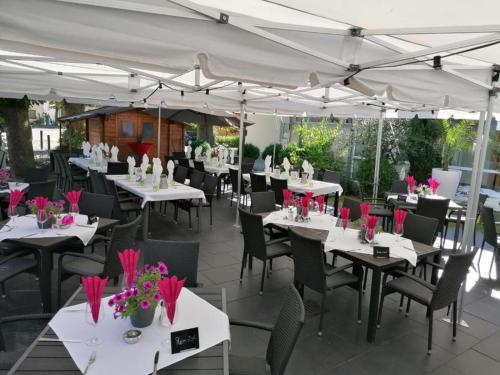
[431,168,462,199]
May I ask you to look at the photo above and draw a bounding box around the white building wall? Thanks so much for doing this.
[245,114,280,154]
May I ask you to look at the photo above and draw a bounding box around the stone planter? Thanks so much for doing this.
[130,306,155,328]
[431,168,462,199]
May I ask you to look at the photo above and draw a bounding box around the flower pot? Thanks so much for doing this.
[431,168,462,199]
[130,306,155,328]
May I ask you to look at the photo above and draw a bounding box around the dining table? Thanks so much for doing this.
[261,209,440,343]
[68,156,108,174]
[0,215,119,313]
[8,286,229,375]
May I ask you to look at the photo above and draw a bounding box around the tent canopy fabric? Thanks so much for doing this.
[0,0,498,115]
[143,107,253,127]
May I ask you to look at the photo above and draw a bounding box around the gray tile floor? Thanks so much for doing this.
[2,196,500,375]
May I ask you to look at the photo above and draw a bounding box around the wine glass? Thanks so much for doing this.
[85,302,104,346]
[69,203,79,217]
[394,223,404,242]
[36,210,47,230]
[160,301,177,349]
[6,205,19,229]
[365,228,376,244]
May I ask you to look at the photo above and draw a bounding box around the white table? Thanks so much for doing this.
[106,174,205,236]
[386,193,463,210]
[69,157,108,173]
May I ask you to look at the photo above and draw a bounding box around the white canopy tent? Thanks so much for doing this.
[0,1,498,323]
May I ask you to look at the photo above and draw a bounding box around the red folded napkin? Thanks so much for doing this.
[316,195,325,212]
[427,178,440,194]
[366,215,378,230]
[305,191,314,201]
[360,203,371,220]
[404,176,416,193]
[340,207,350,229]
[65,190,82,205]
[34,196,49,211]
[61,215,74,226]
[394,209,408,235]
[9,189,24,209]
[158,276,186,324]
[82,275,109,323]
[118,249,141,289]
[300,196,310,217]
[282,189,292,208]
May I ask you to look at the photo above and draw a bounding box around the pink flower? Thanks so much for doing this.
[143,281,153,290]
[124,289,132,298]
[131,288,139,297]
[140,300,151,309]
[114,293,124,303]
[145,264,155,273]
[157,262,168,275]
[117,305,125,313]
[153,293,161,301]
[107,298,115,307]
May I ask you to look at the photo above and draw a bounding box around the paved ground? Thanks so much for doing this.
[2,195,500,375]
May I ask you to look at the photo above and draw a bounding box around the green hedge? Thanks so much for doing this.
[215,135,239,148]
[243,143,260,160]
[191,139,210,152]
[261,144,284,165]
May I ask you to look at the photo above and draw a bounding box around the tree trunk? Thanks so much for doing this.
[0,99,35,178]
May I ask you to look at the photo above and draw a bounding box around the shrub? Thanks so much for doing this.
[215,135,239,148]
[261,144,283,164]
[191,138,210,152]
[356,157,397,197]
[243,143,260,160]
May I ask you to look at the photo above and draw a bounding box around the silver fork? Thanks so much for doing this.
[83,351,96,375]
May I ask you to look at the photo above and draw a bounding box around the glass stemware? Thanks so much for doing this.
[69,203,79,217]
[85,302,104,346]
[7,205,19,228]
[36,210,47,229]
[160,301,177,349]
[394,223,404,242]
[365,228,376,244]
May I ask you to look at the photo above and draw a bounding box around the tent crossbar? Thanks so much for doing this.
[363,25,500,36]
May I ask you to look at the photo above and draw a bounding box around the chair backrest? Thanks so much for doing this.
[202,174,218,202]
[250,191,276,213]
[266,285,305,375]
[241,163,254,174]
[102,214,142,278]
[24,167,49,183]
[143,239,200,287]
[78,192,114,218]
[250,173,267,193]
[106,162,128,175]
[172,151,186,159]
[289,228,326,293]
[178,158,190,168]
[89,170,107,194]
[193,160,205,172]
[229,168,246,195]
[25,180,56,200]
[403,213,438,245]
[174,166,189,184]
[323,170,341,184]
[341,197,361,222]
[239,208,267,260]
[415,197,450,235]
[389,180,408,194]
[189,169,205,189]
[270,177,287,206]
[480,206,498,248]
[431,248,478,310]
[104,178,128,222]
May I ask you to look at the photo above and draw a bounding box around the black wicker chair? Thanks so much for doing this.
[189,169,205,189]
[479,206,499,277]
[289,228,363,336]
[230,168,250,207]
[445,193,487,246]
[89,170,107,194]
[176,174,218,227]
[323,170,341,184]
[250,191,277,214]
[389,180,408,194]
[377,248,478,354]
[193,160,205,172]
[23,167,49,183]
[106,162,128,175]
[229,285,305,375]
[416,197,450,248]
[25,180,56,200]
[239,209,291,295]
[250,173,267,193]
[270,177,287,209]
[174,166,189,184]
[178,158,190,168]
[144,239,200,287]
[340,197,362,221]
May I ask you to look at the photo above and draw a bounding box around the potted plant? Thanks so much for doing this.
[108,261,168,328]
[25,198,66,228]
[432,118,476,199]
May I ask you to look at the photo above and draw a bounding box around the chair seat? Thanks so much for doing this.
[119,201,142,212]
[325,267,359,289]
[62,255,105,276]
[0,242,23,256]
[229,355,270,375]
[0,256,37,283]
[369,206,392,217]
[386,276,433,306]
[266,242,292,258]
[0,350,23,370]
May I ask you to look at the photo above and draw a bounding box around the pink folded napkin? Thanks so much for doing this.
[34,196,48,211]
[404,176,416,193]
[366,215,378,230]
[65,190,82,212]
[394,209,408,235]
[118,249,141,289]
[360,202,371,220]
[82,275,109,323]
[283,189,292,208]
[427,178,440,195]
[158,276,186,324]
[316,195,325,212]
[9,189,24,210]
[61,215,74,226]
[305,192,314,201]
[300,196,310,217]
[340,207,350,229]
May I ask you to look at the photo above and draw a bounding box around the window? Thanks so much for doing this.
[142,122,154,138]
[121,120,135,137]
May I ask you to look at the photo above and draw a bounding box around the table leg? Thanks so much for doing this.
[334,192,340,217]
[367,268,381,343]
[197,199,202,233]
[216,175,222,199]
[142,202,150,240]
[452,209,463,252]
[39,249,53,313]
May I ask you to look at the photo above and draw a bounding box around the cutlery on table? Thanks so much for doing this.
[39,338,81,343]
[21,233,37,238]
[153,351,160,375]
[83,350,97,375]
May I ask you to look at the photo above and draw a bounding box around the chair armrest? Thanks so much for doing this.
[0,249,35,265]
[421,260,445,270]
[265,237,290,246]
[230,319,273,332]
[0,313,54,324]
[58,252,105,264]
[325,263,353,276]
[391,270,436,291]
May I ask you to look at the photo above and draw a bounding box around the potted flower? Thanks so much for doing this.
[415,183,432,197]
[109,261,168,328]
[432,118,475,199]
[25,198,65,228]
[0,168,10,188]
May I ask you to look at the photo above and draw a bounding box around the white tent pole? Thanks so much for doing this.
[234,83,245,227]
[157,101,162,157]
[272,109,278,169]
[373,109,385,199]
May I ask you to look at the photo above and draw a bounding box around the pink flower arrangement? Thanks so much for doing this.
[0,168,10,185]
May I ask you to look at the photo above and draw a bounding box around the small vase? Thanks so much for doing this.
[130,306,156,328]
[37,216,54,229]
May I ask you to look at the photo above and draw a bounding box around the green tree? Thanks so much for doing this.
[0,97,35,177]
[261,143,283,165]
[441,118,476,171]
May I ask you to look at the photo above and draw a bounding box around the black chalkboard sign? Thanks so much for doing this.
[171,327,200,354]
[373,246,390,258]
[397,195,407,202]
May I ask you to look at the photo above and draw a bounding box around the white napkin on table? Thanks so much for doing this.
[140,158,148,181]
[127,156,135,176]
[167,160,175,183]
[230,149,235,164]
[264,155,272,173]
[82,141,91,157]
[223,148,229,163]
[95,147,103,163]
[103,143,110,155]
[90,145,98,161]
[194,146,202,160]
[308,163,314,181]
[302,160,310,174]
[110,146,119,162]
[283,157,291,174]
[99,142,105,151]
[152,157,163,185]
[186,142,192,159]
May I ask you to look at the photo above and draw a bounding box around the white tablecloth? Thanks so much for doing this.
[263,210,338,232]
[106,175,205,208]
[69,157,108,173]
[0,214,98,246]
[0,182,30,195]
[387,194,463,210]
[243,173,343,197]
[49,288,230,375]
